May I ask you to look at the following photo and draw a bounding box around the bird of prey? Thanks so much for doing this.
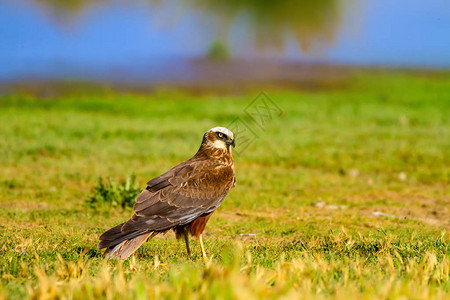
[98,127,236,259]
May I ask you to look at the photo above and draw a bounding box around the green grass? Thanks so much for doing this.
[0,71,449,299]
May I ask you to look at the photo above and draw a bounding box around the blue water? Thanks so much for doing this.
[1,0,449,81]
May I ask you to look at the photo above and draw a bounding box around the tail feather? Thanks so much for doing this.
[98,223,154,259]
[104,232,152,259]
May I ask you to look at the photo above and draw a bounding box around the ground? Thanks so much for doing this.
[0,71,449,299]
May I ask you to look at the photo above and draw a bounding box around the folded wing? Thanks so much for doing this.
[120,158,235,233]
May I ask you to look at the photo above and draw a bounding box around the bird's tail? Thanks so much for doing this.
[104,233,152,259]
[98,223,153,260]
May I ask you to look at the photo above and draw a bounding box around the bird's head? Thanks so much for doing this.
[203,127,235,150]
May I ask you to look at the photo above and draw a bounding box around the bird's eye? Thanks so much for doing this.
[217,132,224,138]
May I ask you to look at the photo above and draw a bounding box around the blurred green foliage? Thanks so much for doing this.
[207,40,231,60]
[32,0,341,53]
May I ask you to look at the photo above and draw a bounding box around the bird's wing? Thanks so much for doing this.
[121,159,235,232]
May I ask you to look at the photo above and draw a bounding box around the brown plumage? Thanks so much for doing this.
[98,127,236,259]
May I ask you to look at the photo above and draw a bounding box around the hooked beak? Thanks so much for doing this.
[226,138,236,148]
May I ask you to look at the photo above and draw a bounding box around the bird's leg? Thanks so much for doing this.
[199,234,207,259]
[183,229,191,258]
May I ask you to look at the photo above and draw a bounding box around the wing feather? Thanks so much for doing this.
[145,163,194,192]
[122,158,234,233]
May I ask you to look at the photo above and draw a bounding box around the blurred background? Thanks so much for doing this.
[1,0,449,87]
